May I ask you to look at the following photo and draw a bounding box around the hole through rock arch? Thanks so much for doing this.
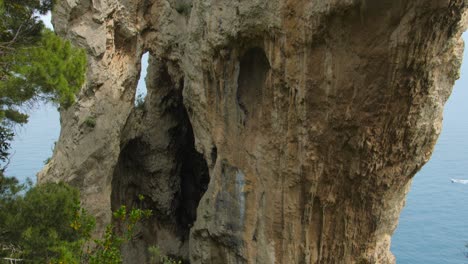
[134,52,149,108]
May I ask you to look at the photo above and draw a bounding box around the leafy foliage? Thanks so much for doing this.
[84,116,96,128]
[4,29,87,108]
[19,182,94,262]
[0,125,13,163]
[0,176,30,258]
[148,246,182,264]
[0,180,95,263]
[0,0,49,55]
[0,179,154,263]
[1,0,59,88]
[0,28,87,127]
[88,200,152,264]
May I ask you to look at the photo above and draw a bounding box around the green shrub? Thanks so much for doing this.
[0,178,153,263]
[148,246,182,264]
[84,116,96,128]
[87,198,152,264]
[0,181,95,263]
[43,157,51,165]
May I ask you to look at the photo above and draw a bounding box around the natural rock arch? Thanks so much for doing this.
[39,1,467,263]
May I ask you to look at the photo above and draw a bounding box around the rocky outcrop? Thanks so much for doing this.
[39,0,467,263]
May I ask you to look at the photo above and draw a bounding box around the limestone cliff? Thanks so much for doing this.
[38,0,467,263]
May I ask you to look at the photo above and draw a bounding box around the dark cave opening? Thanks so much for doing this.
[159,71,210,234]
[111,137,153,212]
[174,111,210,230]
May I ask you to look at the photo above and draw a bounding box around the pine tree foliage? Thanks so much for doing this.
[0,0,86,164]
[5,29,87,108]
[0,0,46,55]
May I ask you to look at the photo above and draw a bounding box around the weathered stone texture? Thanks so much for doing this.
[39,0,467,263]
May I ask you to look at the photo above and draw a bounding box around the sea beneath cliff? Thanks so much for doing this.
[5,33,468,264]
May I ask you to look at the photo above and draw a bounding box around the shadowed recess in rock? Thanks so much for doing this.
[237,47,270,121]
[175,108,210,230]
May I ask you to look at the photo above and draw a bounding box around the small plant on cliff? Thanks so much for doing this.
[43,157,52,165]
[87,197,152,264]
[84,116,96,128]
[148,246,182,264]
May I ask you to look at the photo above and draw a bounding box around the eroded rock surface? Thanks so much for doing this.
[39,0,467,263]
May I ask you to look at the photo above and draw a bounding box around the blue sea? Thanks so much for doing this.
[5,19,468,262]
[5,103,60,182]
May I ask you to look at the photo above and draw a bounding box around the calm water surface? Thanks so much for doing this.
[5,103,60,181]
[5,35,468,264]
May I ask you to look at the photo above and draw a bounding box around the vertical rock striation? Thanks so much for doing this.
[39,0,467,263]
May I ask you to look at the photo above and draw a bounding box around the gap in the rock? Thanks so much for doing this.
[135,52,149,107]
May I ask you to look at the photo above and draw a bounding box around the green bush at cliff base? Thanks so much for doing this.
[84,116,96,128]
[0,180,95,263]
[0,178,154,263]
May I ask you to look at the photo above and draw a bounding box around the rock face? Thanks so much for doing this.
[38,0,467,263]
